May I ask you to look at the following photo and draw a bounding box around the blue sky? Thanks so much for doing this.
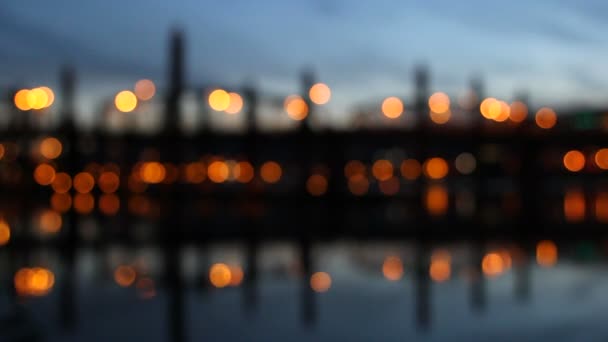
[1,0,608,122]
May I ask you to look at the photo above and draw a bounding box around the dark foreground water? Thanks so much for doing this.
[2,241,608,341]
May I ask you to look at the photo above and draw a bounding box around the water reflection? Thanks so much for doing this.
[4,236,608,341]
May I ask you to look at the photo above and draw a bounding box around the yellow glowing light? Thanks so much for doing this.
[0,220,10,246]
[73,172,95,193]
[260,161,282,184]
[563,150,585,172]
[225,92,243,114]
[372,159,393,181]
[114,265,136,287]
[115,90,138,113]
[39,87,55,108]
[51,172,72,194]
[14,89,31,111]
[207,161,229,183]
[480,97,497,119]
[310,272,332,292]
[428,92,450,114]
[134,79,156,101]
[535,107,557,129]
[424,157,449,180]
[482,252,504,277]
[381,97,403,119]
[209,89,231,111]
[382,256,404,281]
[536,240,557,267]
[33,163,56,186]
[309,83,331,105]
[493,101,510,122]
[509,101,528,123]
[306,174,328,196]
[39,137,62,159]
[27,88,48,110]
[400,159,421,180]
[284,95,308,120]
[209,263,232,288]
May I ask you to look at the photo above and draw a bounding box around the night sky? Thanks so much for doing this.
[2,0,608,121]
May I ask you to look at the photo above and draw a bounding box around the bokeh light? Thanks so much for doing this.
[209,263,232,288]
[134,79,156,101]
[310,272,332,292]
[0,220,10,246]
[563,150,585,172]
[306,174,328,196]
[428,92,450,114]
[536,240,557,267]
[424,157,449,180]
[208,89,230,111]
[33,163,56,186]
[309,83,331,105]
[372,159,393,181]
[535,107,557,129]
[260,161,282,184]
[381,97,403,119]
[225,92,243,114]
[115,90,138,113]
[114,265,136,287]
[400,159,421,180]
[382,256,404,281]
[39,137,62,159]
[284,95,308,120]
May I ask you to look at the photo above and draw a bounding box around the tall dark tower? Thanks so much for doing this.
[243,84,257,133]
[165,29,184,135]
[470,76,484,129]
[60,66,76,128]
[300,69,315,132]
[414,65,429,127]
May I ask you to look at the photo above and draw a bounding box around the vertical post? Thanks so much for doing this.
[163,29,186,342]
[59,65,77,330]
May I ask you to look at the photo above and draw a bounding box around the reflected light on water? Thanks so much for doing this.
[564,189,585,222]
[14,267,55,297]
[114,265,137,287]
[536,240,558,267]
[260,161,282,184]
[209,263,232,288]
[310,272,332,292]
[429,249,451,282]
[382,256,404,281]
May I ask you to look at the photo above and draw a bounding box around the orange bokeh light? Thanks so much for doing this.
[536,240,557,267]
[0,220,10,246]
[382,256,404,281]
[309,83,331,105]
[594,148,608,170]
[207,161,229,183]
[482,252,505,277]
[381,97,403,119]
[563,150,585,172]
[51,172,72,193]
[424,157,449,180]
[509,101,528,123]
[33,163,56,186]
[50,192,72,213]
[73,193,95,214]
[425,184,448,216]
[307,174,328,196]
[209,263,232,288]
[234,161,254,183]
[564,189,585,222]
[38,210,62,234]
[284,95,308,121]
[115,90,138,113]
[114,265,136,287]
[73,172,95,193]
[535,107,557,129]
[428,92,450,114]
[310,271,332,292]
[400,159,421,180]
[260,161,282,184]
[225,92,243,114]
[372,159,393,181]
[39,137,62,159]
[134,79,156,101]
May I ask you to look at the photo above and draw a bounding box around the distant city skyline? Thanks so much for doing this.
[2,0,608,125]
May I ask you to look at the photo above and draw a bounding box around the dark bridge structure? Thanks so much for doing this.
[1,30,608,341]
